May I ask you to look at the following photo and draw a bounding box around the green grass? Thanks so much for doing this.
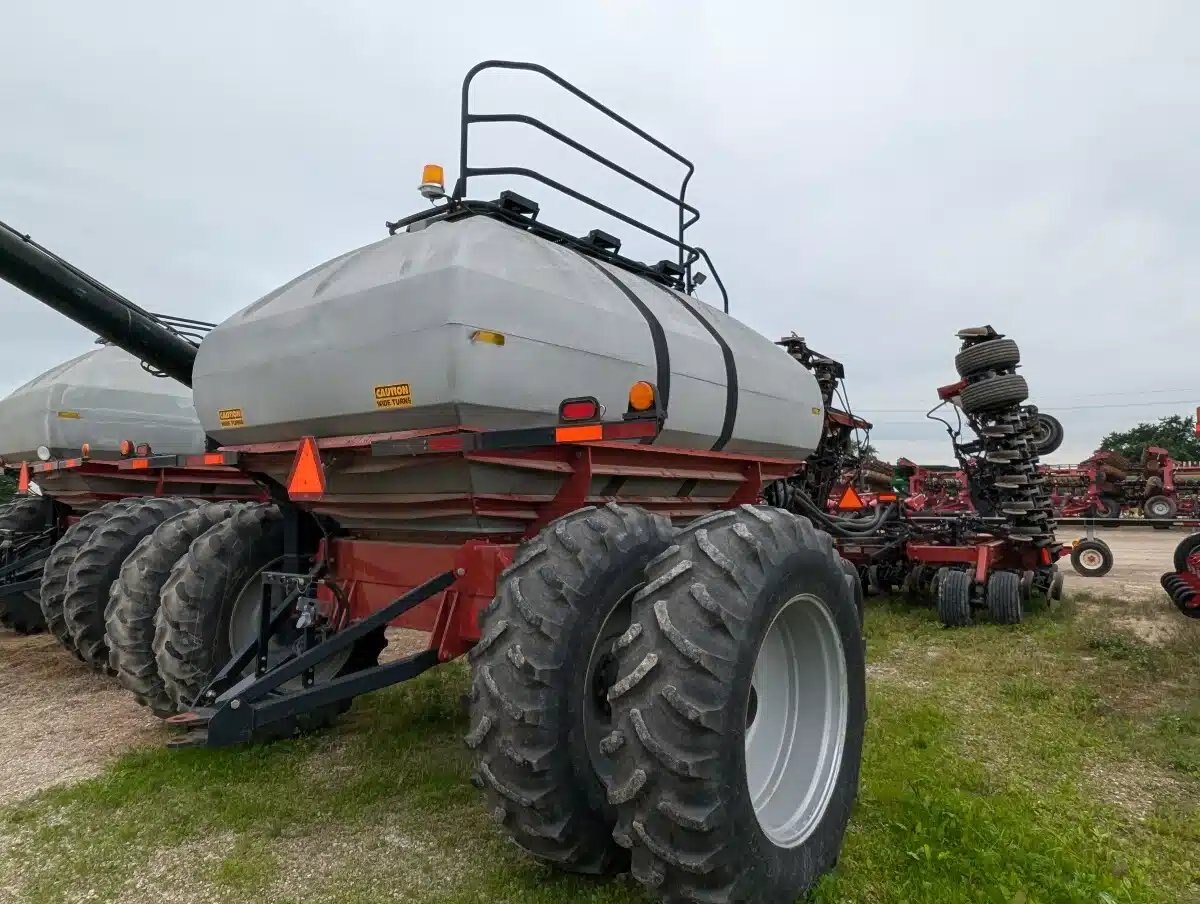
[2,593,1199,903]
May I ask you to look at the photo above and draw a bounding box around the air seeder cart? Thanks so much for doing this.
[0,61,1067,904]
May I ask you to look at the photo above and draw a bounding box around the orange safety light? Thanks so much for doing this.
[80,442,91,458]
[17,461,29,494]
[837,485,866,511]
[119,439,135,457]
[628,381,655,412]
[419,163,446,199]
[287,436,327,500]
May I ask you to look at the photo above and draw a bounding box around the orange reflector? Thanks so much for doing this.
[837,486,866,511]
[629,381,655,412]
[877,493,898,503]
[555,424,603,443]
[202,452,225,465]
[17,462,29,494]
[128,459,151,470]
[287,436,327,499]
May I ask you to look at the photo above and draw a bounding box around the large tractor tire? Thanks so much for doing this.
[0,497,55,634]
[954,338,1020,377]
[603,506,865,903]
[106,501,247,716]
[959,373,1029,415]
[154,503,386,723]
[64,497,201,671]
[40,500,138,658]
[468,503,674,875]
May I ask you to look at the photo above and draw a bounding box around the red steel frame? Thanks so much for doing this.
[213,423,804,659]
[8,455,266,511]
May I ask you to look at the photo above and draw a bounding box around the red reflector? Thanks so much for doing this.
[877,493,898,503]
[559,398,599,421]
[135,443,152,457]
[428,435,465,452]
[837,486,866,511]
[1040,547,1053,565]
[65,458,81,468]
[556,424,603,443]
[287,436,327,499]
[601,420,657,440]
[17,462,29,494]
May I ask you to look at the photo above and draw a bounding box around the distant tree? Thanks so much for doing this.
[849,437,878,462]
[1100,415,1200,462]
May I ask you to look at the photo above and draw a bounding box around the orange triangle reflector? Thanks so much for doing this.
[837,485,866,511]
[287,436,326,500]
[17,461,29,494]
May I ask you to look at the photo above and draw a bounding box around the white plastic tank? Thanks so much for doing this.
[194,215,825,458]
[0,344,205,462]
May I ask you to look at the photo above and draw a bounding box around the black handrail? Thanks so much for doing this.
[453,60,728,310]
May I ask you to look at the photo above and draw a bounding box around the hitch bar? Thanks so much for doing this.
[173,569,459,747]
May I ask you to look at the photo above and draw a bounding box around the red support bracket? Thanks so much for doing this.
[525,446,593,536]
[728,460,764,506]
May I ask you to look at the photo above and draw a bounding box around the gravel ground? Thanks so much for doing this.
[0,627,430,806]
[1059,525,1185,598]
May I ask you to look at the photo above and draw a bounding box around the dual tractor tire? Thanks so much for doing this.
[154,503,386,723]
[469,504,866,903]
[106,501,249,716]
[40,500,139,658]
[64,497,201,671]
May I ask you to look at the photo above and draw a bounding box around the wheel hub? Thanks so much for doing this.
[745,593,848,849]
[227,564,350,686]
[1079,549,1104,571]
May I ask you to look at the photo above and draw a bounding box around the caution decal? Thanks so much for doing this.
[374,383,412,409]
[218,407,246,427]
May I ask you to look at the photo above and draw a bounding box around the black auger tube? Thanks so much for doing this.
[0,221,198,387]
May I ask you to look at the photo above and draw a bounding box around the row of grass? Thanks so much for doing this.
[2,593,1198,903]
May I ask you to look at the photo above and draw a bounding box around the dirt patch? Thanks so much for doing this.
[1084,760,1191,821]
[379,628,430,662]
[0,632,161,806]
[1113,615,1182,647]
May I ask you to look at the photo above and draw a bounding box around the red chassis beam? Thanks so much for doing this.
[12,456,264,509]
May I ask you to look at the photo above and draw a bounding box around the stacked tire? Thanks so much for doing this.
[955,333,1061,561]
[468,503,866,904]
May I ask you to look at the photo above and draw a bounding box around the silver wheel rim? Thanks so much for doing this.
[227,561,350,686]
[745,593,848,849]
[1079,549,1104,571]
[1150,501,1170,517]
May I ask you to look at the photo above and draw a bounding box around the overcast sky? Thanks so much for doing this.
[2,1,1197,464]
